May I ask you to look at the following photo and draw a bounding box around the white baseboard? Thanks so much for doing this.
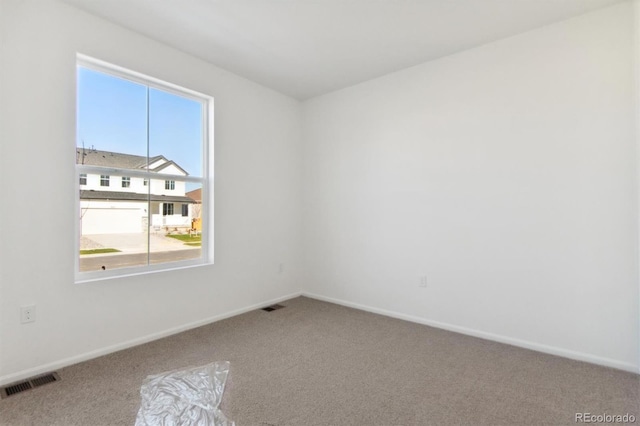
[302,292,640,375]
[2,290,635,386]
[0,291,303,386]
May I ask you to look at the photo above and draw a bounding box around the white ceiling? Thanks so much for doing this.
[61,0,626,100]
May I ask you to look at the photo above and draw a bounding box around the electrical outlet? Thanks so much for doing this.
[20,305,36,323]
[419,276,427,288]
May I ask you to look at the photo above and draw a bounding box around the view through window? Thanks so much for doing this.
[76,57,211,280]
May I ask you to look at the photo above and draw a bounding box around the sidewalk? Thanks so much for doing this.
[80,232,198,254]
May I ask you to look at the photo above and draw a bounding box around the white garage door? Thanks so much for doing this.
[81,208,142,235]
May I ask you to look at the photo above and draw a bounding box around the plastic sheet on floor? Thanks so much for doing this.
[135,361,234,426]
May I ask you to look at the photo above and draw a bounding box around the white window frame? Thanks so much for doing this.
[121,176,131,188]
[165,180,175,190]
[100,175,110,187]
[75,54,214,283]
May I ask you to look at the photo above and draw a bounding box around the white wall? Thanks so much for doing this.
[0,0,302,383]
[302,2,639,372]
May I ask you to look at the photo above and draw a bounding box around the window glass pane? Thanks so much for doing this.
[78,184,149,272]
[77,67,151,273]
[148,89,204,267]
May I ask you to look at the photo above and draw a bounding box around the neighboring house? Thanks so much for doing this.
[78,148,196,235]
[186,188,203,234]
[186,188,202,218]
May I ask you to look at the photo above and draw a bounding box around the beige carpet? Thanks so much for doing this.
[1,296,638,425]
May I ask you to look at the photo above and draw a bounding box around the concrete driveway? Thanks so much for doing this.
[80,232,196,254]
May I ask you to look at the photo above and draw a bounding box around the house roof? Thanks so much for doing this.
[151,160,189,176]
[76,148,188,175]
[186,188,202,203]
[80,190,195,204]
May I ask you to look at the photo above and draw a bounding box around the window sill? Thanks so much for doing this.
[75,258,213,284]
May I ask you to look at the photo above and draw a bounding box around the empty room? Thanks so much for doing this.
[0,0,639,425]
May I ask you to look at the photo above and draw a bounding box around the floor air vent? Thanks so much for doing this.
[1,372,60,399]
[261,304,285,312]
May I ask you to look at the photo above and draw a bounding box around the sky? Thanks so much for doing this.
[77,67,203,177]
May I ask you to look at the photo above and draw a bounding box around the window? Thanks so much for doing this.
[76,54,212,282]
[79,174,87,185]
[162,203,174,216]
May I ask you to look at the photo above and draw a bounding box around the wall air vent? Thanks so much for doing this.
[0,372,60,399]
